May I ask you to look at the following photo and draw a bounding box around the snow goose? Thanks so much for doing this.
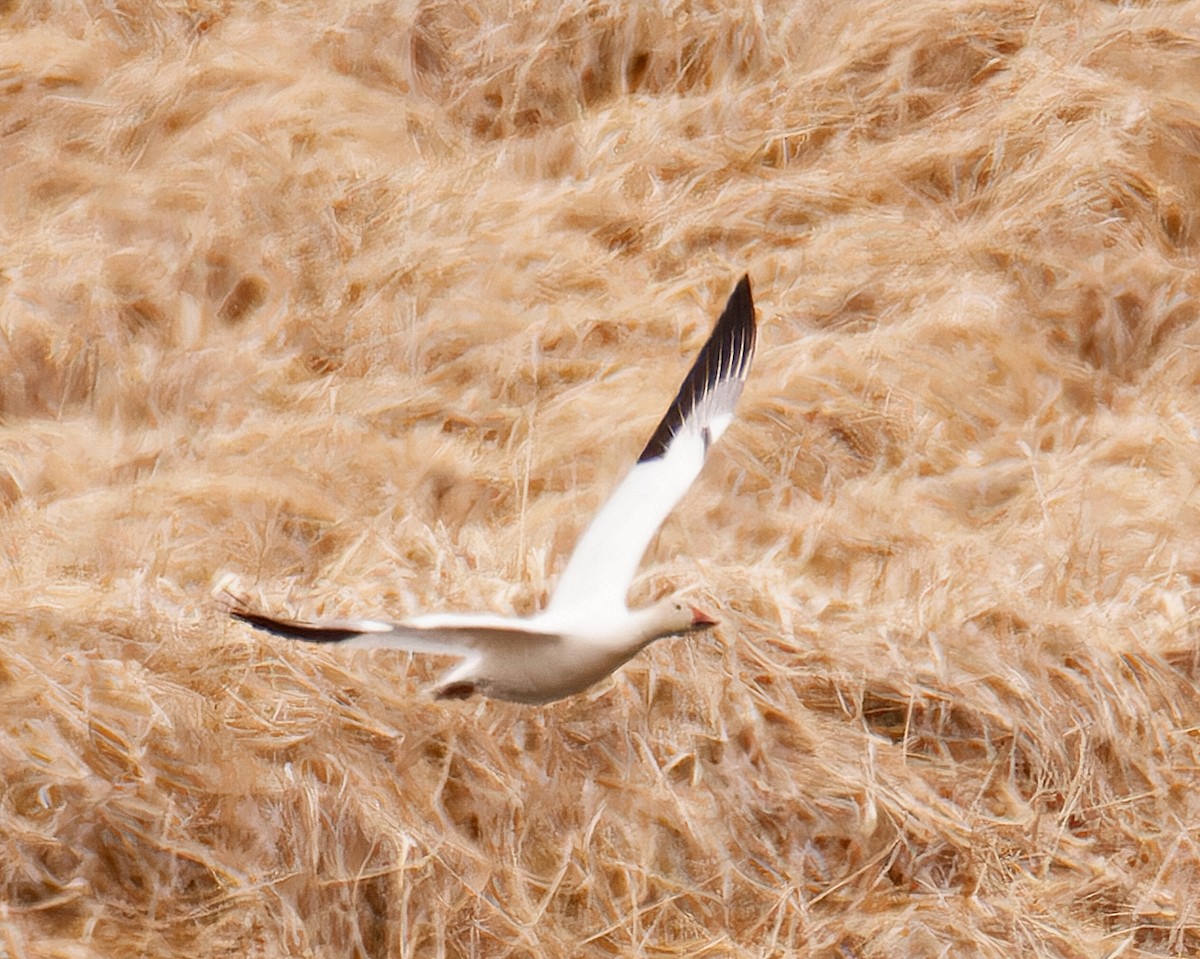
[230,275,757,704]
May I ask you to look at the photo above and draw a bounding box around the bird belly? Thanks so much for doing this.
[480,643,638,706]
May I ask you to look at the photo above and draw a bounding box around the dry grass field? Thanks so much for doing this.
[4,0,1200,955]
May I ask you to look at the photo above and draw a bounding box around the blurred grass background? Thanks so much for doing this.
[3,1,1200,955]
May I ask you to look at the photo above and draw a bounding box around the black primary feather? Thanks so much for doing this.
[638,274,756,463]
[230,609,366,644]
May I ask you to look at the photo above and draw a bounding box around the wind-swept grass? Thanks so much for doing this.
[3,1,1200,955]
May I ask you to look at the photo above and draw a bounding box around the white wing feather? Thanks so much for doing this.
[545,276,756,619]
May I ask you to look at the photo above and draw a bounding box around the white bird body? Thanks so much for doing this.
[230,275,757,704]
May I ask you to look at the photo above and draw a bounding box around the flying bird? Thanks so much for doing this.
[230,275,757,704]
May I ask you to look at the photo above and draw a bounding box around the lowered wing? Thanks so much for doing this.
[229,605,561,656]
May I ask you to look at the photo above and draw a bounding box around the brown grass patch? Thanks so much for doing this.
[4,0,1200,955]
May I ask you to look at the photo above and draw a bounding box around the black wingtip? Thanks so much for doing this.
[637,274,758,463]
[732,273,752,309]
[231,608,365,645]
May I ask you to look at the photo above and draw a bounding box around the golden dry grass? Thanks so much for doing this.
[3,0,1200,955]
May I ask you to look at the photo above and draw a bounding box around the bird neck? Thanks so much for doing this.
[623,601,685,649]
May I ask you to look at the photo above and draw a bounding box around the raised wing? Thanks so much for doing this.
[544,275,756,621]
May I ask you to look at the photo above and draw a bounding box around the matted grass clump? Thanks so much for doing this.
[3,1,1200,955]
